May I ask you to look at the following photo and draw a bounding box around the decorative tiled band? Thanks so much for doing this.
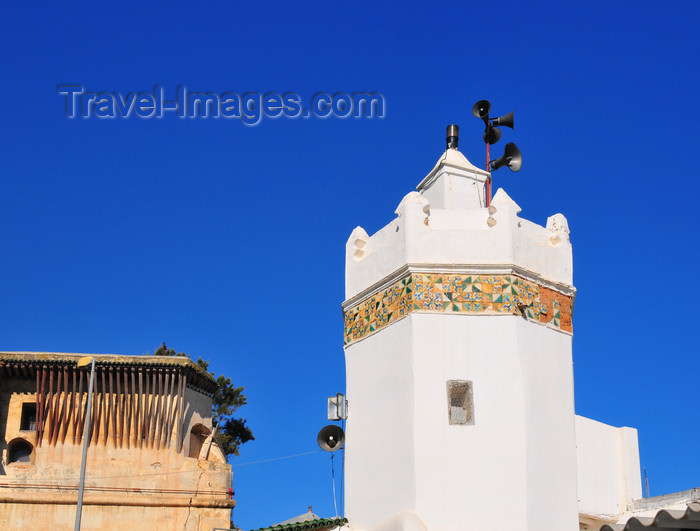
[343,273,573,345]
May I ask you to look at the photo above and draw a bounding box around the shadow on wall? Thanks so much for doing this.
[182,402,192,454]
[0,393,8,475]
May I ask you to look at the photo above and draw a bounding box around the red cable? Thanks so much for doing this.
[486,143,491,207]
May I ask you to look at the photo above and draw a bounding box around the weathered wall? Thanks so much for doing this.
[184,385,214,457]
[0,371,233,530]
[0,494,231,531]
[0,377,34,465]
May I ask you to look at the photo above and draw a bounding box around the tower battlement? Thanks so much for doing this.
[343,148,575,346]
[346,149,573,300]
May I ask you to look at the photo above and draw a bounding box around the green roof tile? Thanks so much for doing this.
[251,517,347,531]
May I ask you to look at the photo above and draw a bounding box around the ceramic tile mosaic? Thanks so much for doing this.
[343,276,414,344]
[344,273,572,345]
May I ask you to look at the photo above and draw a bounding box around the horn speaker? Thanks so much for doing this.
[483,126,501,144]
[317,424,345,452]
[472,99,491,119]
[491,110,514,129]
[490,142,522,172]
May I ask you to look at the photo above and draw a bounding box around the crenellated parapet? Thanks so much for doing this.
[343,148,575,345]
[346,188,573,294]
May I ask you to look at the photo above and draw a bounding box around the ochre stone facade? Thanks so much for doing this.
[0,352,234,530]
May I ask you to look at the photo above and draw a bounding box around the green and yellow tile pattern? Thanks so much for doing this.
[343,273,572,345]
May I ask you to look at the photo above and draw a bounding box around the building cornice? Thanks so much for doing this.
[0,352,217,395]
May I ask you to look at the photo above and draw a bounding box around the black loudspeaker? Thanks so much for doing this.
[483,126,501,145]
[490,143,522,172]
[317,425,345,452]
[472,99,491,119]
[491,110,514,129]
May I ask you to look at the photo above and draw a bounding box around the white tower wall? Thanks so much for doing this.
[343,147,579,530]
[344,317,417,525]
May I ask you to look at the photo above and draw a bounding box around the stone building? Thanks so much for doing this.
[0,352,234,530]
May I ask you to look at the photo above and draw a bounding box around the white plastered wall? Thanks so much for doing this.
[344,317,417,529]
[344,149,579,530]
[410,313,529,531]
[576,415,642,521]
[345,313,579,531]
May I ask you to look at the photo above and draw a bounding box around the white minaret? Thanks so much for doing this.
[342,130,579,530]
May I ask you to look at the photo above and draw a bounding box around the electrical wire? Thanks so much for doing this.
[0,482,227,496]
[231,449,322,467]
[340,417,345,518]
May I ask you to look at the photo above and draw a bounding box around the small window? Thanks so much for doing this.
[447,380,474,425]
[8,439,34,464]
[20,403,37,431]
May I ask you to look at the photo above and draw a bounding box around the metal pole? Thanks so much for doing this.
[75,358,95,531]
[486,142,491,207]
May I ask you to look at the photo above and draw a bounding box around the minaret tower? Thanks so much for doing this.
[342,129,578,530]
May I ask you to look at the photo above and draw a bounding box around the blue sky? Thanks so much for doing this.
[1,1,698,528]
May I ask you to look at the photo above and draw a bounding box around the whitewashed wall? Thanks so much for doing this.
[344,148,581,530]
[576,415,642,521]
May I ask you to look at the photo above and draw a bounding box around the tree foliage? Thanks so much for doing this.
[153,343,254,458]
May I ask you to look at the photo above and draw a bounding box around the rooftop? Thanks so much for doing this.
[0,351,217,394]
[251,507,347,531]
[251,517,347,531]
